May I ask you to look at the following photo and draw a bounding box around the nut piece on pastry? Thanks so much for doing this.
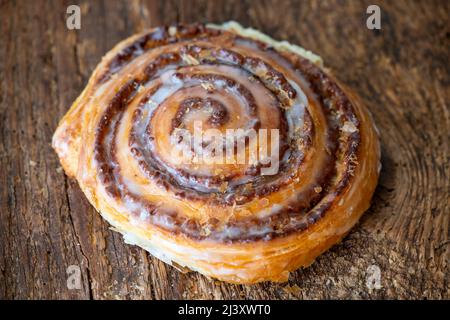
[52,21,381,284]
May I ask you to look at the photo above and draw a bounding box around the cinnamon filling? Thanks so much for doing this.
[91,24,360,242]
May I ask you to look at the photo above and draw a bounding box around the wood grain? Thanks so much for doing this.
[0,0,448,299]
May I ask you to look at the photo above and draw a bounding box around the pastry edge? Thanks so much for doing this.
[208,21,324,66]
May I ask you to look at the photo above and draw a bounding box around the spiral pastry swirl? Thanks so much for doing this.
[53,22,380,283]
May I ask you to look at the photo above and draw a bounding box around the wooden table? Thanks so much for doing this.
[1,0,448,299]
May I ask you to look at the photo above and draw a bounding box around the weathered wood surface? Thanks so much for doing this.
[0,0,448,299]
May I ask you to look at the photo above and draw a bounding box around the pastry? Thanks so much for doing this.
[53,21,381,284]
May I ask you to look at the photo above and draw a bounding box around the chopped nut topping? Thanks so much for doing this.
[181,54,199,65]
[219,181,228,193]
[201,82,215,92]
[341,121,358,133]
[168,26,177,37]
[243,183,253,193]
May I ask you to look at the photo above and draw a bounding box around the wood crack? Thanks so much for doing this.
[64,176,94,299]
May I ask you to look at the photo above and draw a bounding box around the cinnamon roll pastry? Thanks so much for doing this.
[53,21,381,284]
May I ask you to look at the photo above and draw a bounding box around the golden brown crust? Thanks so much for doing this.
[52,22,380,283]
